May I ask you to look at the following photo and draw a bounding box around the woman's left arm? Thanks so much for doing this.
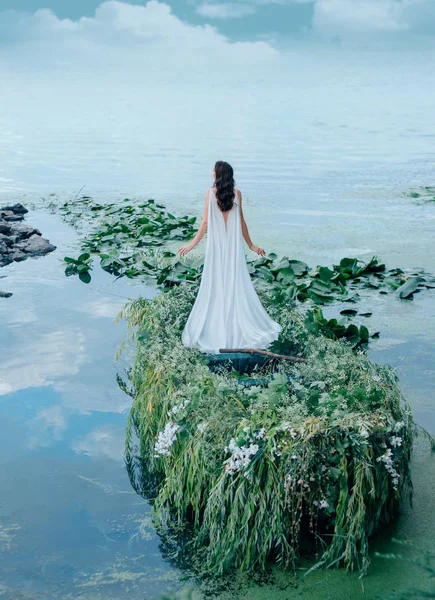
[238,190,266,256]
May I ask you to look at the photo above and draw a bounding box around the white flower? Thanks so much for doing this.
[167,398,190,418]
[359,428,370,439]
[255,428,267,440]
[281,422,298,438]
[154,422,181,457]
[394,421,405,432]
[291,455,298,460]
[319,499,329,509]
[197,421,208,433]
[390,436,402,447]
[376,448,401,490]
[224,439,259,475]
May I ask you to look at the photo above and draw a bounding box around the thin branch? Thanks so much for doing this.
[218,348,306,363]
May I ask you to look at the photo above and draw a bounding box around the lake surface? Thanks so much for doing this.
[1,46,435,599]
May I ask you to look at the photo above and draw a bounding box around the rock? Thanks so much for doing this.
[1,211,24,222]
[0,291,13,298]
[0,256,12,268]
[0,203,28,215]
[23,234,56,256]
[0,233,13,247]
[10,223,41,240]
[0,221,11,235]
[0,240,10,254]
[12,251,27,262]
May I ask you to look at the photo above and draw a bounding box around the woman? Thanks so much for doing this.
[177,161,281,354]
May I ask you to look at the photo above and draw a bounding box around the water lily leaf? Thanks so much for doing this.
[359,325,369,344]
[272,257,290,271]
[340,309,358,315]
[397,276,424,299]
[288,260,309,276]
[78,253,91,263]
[276,267,295,284]
[79,272,91,284]
[286,283,298,301]
[318,266,335,282]
[360,312,372,317]
[257,266,275,282]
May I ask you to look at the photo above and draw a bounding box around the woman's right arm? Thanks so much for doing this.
[177,189,209,256]
[238,189,266,256]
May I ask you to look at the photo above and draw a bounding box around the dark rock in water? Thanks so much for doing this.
[1,211,24,222]
[0,221,11,235]
[12,251,27,262]
[11,223,41,240]
[0,291,13,298]
[0,233,13,247]
[0,240,10,255]
[0,203,28,215]
[0,256,12,268]
[23,234,56,255]
[0,203,56,268]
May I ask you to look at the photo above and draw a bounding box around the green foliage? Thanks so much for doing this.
[64,252,93,283]
[55,196,434,309]
[407,185,435,203]
[306,308,375,348]
[120,286,416,577]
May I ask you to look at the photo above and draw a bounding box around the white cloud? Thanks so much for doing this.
[312,0,435,38]
[197,3,256,19]
[0,1,278,79]
[72,425,126,461]
[26,405,66,449]
[0,330,86,396]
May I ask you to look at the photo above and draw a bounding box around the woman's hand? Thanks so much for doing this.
[177,242,195,257]
[250,244,266,256]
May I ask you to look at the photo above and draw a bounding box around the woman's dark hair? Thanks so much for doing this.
[214,161,235,212]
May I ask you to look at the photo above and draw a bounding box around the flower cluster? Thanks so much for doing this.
[389,435,402,447]
[376,448,400,490]
[224,438,259,476]
[313,499,329,509]
[197,421,208,434]
[154,422,181,457]
[281,422,299,439]
[167,398,190,418]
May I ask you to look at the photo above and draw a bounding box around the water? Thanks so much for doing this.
[1,26,435,599]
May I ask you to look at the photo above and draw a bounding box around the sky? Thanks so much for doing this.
[0,0,435,47]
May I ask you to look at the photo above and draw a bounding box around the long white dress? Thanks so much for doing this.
[181,188,282,354]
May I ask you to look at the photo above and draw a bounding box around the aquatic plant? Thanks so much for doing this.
[120,285,416,577]
[407,185,435,203]
[54,195,434,310]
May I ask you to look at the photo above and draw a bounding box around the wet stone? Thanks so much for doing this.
[0,203,56,268]
[0,234,14,247]
[23,234,56,256]
[1,203,28,215]
[12,223,41,240]
[12,251,27,262]
[1,211,24,222]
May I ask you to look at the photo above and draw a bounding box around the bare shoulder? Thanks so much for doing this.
[235,188,242,199]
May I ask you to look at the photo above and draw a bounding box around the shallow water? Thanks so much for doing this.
[1,47,435,599]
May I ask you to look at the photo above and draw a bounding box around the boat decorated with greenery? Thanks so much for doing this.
[120,284,414,576]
